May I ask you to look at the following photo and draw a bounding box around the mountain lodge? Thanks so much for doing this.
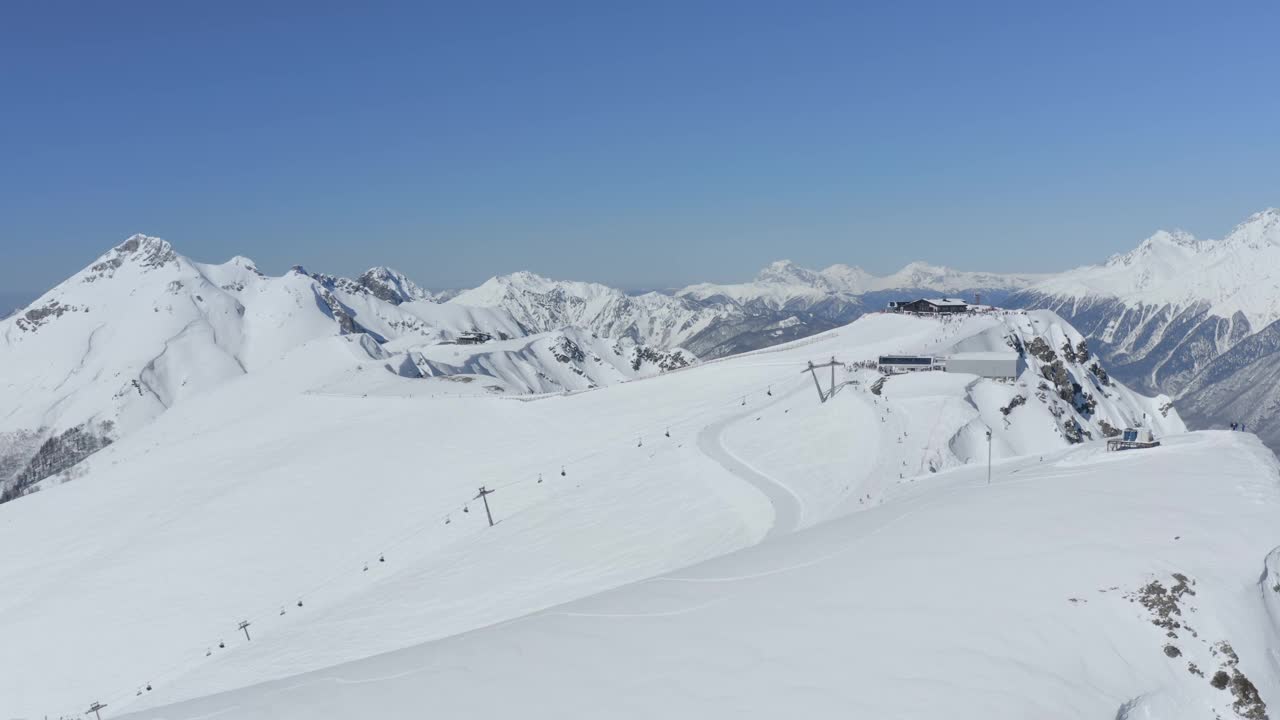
[888,298,970,314]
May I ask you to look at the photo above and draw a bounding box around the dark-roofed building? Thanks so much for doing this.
[878,355,945,374]
[456,331,493,345]
[891,298,969,314]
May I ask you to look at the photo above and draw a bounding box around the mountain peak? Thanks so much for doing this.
[115,234,176,261]
[357,266,433,305]
[501,270,554,284]
[1104,229,1201,267]
[1145,229,1198,248]
[80,234,179,283]
[1222,208,1280,249]
[755,260,823,286]
[895,260,949,276]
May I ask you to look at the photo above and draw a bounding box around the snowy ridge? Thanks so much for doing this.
[354,266,445,305]
[395,328,693,395]
[679,259,1044,310]
[449,270,725,349]
[941,310,1182,449]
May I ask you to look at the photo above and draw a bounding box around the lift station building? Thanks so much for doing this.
[944,352,1022,380]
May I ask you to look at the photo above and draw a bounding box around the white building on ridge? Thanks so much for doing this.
[944,352,1021,380]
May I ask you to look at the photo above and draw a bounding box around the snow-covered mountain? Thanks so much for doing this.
[1174,320,1280,452]
[1009,209,1280,449]
[0,239,687,501]
[1,308,1218,720]
[353,266,447,305]
[1032,210,1280,325]
[0,237,436,499]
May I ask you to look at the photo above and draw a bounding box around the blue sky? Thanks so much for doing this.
[2,1,1278,296]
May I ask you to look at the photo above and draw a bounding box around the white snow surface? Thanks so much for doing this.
[0,309,1226,720]
[1030,209,1280,327]
[121,432,1280,720]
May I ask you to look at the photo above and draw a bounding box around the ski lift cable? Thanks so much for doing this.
[120,490,474,713]
[93,351,865,719]
[255,366,811,635]
[99,367,818,716]
[85,361,824,716]
[312,365,812,577]
[487,370,811,501]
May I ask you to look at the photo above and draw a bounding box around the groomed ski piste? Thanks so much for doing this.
[2,310,1276,720]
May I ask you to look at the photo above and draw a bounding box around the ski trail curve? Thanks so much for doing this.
[696,388,806,539]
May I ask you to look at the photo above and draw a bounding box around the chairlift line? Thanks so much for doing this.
[76,364,814,715]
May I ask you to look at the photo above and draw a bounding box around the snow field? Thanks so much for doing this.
[121,432,1280,720]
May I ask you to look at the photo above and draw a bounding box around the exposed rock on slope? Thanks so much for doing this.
[1009,209,1280,449]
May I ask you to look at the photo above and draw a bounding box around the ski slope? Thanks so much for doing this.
[0,311,1199,719]
[120,432,1280,720]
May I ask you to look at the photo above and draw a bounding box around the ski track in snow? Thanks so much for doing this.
[696,385,807,537]
[548,597,729,619]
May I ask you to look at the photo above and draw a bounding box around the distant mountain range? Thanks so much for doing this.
[5,207,1280,498]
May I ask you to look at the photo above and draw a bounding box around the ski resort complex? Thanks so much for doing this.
[4,4,1280,717]
[1,227,1278,720]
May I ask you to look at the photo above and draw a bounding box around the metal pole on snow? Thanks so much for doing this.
[475,486,495,527]
[986,430,992,485]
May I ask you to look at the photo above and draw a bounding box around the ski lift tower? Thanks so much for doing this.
[804,357,841,403]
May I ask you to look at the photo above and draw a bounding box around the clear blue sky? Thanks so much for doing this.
[2,1,1278,295]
